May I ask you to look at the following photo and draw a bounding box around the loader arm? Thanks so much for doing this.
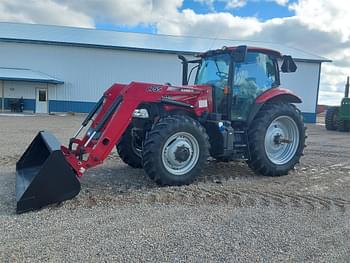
[63,82,211,177]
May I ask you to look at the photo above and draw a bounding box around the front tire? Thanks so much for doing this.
[247,103,306,176]
[142,115,209,186]
[325,107,338,131]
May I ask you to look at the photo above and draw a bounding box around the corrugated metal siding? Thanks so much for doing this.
[280,61,320,113]
[0,42,184,106]
[49,100,96,113]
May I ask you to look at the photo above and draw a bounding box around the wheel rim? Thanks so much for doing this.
[264,116,300,165]
[161,132,200,175]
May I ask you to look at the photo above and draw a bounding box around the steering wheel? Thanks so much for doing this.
[216,71,228,79]
[206,80,225,89]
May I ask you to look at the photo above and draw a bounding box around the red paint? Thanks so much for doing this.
[200,46,282,58]
[62,82,212,176]
[255,88,302,104]
[229,46,282,57]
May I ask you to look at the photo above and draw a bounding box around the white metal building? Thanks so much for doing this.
[0,22,330,122]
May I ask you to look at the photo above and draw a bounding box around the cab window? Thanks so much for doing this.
[231,52,278,120]
[195,54,230,87]
[234,52,277,97]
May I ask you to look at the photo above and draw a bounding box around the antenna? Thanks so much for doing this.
[208,29,222,51]
[345,76,349,98]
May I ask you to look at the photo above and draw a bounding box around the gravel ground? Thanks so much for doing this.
[0,114,350,262]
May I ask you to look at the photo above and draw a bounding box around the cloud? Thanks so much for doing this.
[289,0,350,41]
[273,0,288,6]
[225,0,247,9]
[0,0,348,105]
[51,0,183,26]
[193,0,215,9]
[0,0,93,27]
[319,90,344,106]
[0,0,184,28]
[157,9,261,38]
[194,0,246,10]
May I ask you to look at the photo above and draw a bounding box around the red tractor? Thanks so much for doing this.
[16,46,306,213]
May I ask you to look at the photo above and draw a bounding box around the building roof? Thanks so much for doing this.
[0,67,64,84]
[0,22,331,63]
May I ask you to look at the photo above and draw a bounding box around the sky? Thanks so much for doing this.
[0,0,349,105]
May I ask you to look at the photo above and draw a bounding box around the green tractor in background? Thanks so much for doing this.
[325,76,350,132]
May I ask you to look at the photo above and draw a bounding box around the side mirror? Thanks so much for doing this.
[232,45,247,63]
[281,55,297,73]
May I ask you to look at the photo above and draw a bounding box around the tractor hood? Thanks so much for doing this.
[104,82,213,117]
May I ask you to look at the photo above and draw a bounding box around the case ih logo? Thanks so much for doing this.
[147,86,162,92]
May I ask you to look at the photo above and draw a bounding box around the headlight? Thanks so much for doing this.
[132,109,149,118]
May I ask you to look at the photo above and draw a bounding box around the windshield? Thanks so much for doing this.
[195,54,230,86]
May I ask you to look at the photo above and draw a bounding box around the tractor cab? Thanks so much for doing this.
[184,46,297,122]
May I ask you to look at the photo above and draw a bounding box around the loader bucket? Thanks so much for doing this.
[16,131,80,213]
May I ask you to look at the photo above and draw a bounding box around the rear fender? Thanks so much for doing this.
[255,88,302,104]
[247,88,302,125]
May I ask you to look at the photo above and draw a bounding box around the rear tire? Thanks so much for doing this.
[117,126,143,168]
[143,115,209,186]
[325,107,338,131]
[247,103,306,176]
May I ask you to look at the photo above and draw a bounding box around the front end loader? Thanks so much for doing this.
[16,82,212,213]
[16,46,306,213]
